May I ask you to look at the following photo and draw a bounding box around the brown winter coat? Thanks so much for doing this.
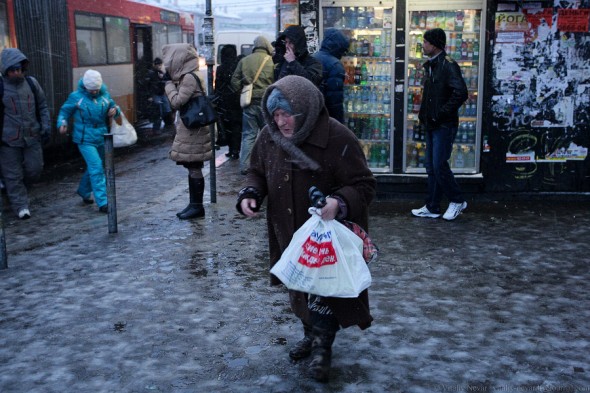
[245,75,376,329]
[163,43,212,164]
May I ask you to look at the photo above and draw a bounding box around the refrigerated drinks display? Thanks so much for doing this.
[321,5,394,172]
[404,8,484,174]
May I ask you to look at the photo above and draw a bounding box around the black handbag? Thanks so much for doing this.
[179,73,217,128]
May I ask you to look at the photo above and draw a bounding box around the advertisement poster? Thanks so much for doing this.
[557,9,590,32]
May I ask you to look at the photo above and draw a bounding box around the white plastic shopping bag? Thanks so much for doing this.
[270,208,372,298]
[111,112,138,148]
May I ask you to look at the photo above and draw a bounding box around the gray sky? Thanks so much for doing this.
[176,0,276,13]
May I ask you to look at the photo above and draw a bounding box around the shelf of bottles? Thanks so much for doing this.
[404,9,482,173]
[322,5,394,171]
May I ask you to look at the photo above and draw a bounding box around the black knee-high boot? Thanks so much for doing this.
[177,176,205,220]
[289,320,313,360]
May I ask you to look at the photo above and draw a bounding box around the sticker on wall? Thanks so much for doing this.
[537,142,589,162]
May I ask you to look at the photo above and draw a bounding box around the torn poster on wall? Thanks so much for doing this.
[493,2,590,164]
[300,0,319,54]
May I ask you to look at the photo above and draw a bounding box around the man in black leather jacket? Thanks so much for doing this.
[412,28,469,221]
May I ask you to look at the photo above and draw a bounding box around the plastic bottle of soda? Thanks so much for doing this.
[354,63,361,85]
[373,35,382,57]
[383,87,391,114]
[360,62,368,85]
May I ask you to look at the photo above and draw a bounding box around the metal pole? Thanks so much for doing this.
[104,133,118,233]
[0,192,7,270]
[203,1,216,203]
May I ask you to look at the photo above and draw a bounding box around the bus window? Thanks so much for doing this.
[75,13,130,66]
[152,23,183,58]
[105,17,131,63]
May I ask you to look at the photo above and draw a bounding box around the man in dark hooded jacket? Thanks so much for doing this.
[274,26,323,87]
[0,48,51,219]
[313,28,350,123]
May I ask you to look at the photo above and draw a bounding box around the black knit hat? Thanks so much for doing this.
[423,28,446,50]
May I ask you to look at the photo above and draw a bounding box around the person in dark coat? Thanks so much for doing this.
[412,28,469,221]
[313,28,350,124]
[274,26,323,86]
[146,57,172,132]
[214,44,242,159]
[237,75,376,383]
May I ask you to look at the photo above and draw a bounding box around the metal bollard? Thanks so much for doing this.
[0,192,7,269]
[104,133,118,233]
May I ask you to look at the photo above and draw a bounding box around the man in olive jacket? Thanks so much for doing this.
[230,36,274,175]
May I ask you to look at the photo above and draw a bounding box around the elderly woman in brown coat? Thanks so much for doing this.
[163,43,212,219]
[237,75,376,382]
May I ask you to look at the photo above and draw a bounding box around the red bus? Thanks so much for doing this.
[3,0,195,149]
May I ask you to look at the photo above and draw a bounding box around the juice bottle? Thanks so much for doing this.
[412,91,421,113]
[419,12,427,29]
[449,32,456,55]
[415,35,423,59]
[461,39,468,60]
[409,35,417,58]
[473,39,479,60]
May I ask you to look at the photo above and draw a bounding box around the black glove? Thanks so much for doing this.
[308,186,327,208]
[236,186,262,215]
[41,131,51,146]
[162,72,172,82]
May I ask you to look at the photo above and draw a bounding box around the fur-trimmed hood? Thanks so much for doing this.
[162,43,199,82]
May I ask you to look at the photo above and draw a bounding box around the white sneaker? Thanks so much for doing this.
[411,205,441,218]
[443,201,467,221]
[18,208,31,219]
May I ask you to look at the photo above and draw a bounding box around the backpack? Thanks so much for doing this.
[0,75,41,139]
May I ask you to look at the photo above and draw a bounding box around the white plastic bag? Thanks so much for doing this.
[270,208,372,298]
[111,112,137,148]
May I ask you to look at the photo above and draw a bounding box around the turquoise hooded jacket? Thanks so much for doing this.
[56,79,120,145]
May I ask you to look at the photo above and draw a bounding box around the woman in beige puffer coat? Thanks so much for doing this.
[163,43,212,220]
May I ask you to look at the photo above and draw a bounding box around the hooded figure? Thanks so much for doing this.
[57,69,120,212]
[230,36,275,174]
[237,75,376,382]
[313,28,350,123]
[0,48,51,218]
[163,43,212,220]
[274,26,323,86]
[214,44,240,154]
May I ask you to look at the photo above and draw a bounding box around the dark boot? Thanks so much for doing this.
[177,177,205,220]
[309,326,337,383]
[289,321,313,360]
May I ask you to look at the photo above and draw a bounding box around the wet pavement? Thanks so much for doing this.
[1,133,590,393]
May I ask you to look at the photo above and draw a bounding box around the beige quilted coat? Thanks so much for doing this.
[163,43,212,164]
